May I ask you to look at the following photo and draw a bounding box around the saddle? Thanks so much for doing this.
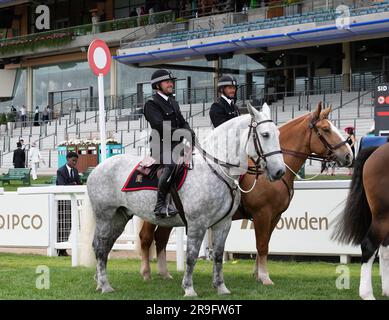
[122,149,193,228]
[137,156,160,178]
[121,156,189,193]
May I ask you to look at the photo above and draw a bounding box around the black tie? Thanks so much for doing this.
[231,101,239,115]
[71,168,74,180]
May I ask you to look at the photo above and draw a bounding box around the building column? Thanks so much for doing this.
[26,67,33,112]
[342,42,351,92]
[110,58,117,108]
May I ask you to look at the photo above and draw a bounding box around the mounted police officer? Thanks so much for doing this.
[209,75,240,128]
[144,69,195,218]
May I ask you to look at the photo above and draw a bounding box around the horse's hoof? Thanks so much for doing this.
[143,274,152,281]
[101,285,115,293]
[217,284,231,295]
[360,291,375,300]
[184,287,198,297]
[159,273,173,280]
[360,294,376,300]
[258,273,274,285]
[261,278,275,286]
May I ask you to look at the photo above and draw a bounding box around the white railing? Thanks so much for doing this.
[10,186,188,270]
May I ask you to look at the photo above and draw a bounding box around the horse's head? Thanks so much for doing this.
[246,103,286,181]
[307,102,353,167]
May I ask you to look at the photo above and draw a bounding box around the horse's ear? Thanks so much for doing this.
[320,105,332,119]
[246,102,256,118]
[313,101,322,120]
[262,102,271,119]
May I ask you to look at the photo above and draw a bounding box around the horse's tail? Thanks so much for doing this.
[78,192,97,267]
[331,146,378,246]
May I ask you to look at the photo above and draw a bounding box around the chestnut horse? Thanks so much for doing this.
[332,143,389,300]
[138,102,353,284]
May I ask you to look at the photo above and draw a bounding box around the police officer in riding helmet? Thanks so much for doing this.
[209,74,240,128]
[144,69,196,218]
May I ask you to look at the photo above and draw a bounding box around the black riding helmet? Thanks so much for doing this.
[217,74,238,99]
[150,69,177,90]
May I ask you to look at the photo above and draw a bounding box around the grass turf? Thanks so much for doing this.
[0,253,385,300]
[1,176,54,191]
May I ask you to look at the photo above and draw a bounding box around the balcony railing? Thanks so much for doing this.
[0,10,174,56]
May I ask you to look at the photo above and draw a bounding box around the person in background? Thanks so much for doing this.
[90,9,100,33]
[13,142,25,168]
[20,105,27,127]
[29,142,43,180]
[19,138,27,151]
[345,126,356,175]
[33,106,40,126]
[42,106,49,123]
[321,161,328,175]
[56,151,81,186]
[55,151,82,256]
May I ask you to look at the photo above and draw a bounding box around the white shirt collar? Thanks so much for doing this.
[157,91,169,101]
[66,164,73,175]
[221,94,233,106]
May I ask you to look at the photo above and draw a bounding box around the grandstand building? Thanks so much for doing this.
[0,0,388,171]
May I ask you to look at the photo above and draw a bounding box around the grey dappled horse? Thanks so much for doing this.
[86,103,285,297]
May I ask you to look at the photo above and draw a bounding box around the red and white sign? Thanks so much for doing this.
[378,96,385,104]
[87,39,111,162]
[87,39,111,76]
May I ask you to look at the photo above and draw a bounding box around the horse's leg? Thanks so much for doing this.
[155,226,173,279]
[94,208,130,293]
[252,211,274,285]
[359,221,385,300]
[139,221,156,281]
[211,219,232,295]
[182,226,207,297]
[380,235,389,297]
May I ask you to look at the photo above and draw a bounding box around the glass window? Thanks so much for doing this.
[33,61,110,108]
[0,69,26,113]
[117,58,215,104]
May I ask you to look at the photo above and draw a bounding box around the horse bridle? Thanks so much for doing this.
[246,118,282,176]
[282,117,348,163]
[196,117,282,175]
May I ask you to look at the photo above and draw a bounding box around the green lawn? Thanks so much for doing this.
[1,176,53,191]
[0,253,385,300]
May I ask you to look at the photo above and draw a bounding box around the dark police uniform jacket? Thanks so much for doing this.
[144,93,191,164]
[209,96,240,128]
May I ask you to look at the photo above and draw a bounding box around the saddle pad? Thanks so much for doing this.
[359,136,388,151]
[121,162,188,192]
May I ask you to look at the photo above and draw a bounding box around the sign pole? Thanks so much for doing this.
[88,39,111,162]
[98,73,107,162]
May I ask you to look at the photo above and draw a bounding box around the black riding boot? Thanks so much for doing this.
[154,165,178,218]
